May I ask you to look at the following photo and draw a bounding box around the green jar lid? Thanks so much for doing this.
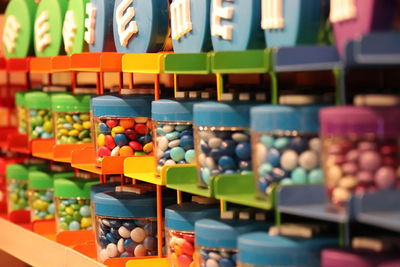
[6,163,49,180]
[29,171,75,189]
[51,93,91,112]
[16,91,25,106]
[54,178,98,198]
[25,91,51,109]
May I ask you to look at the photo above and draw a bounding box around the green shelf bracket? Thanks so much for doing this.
[166,165,213,197]
[213,174,275,210]
[163,53,211,74]
[211,49,272,74]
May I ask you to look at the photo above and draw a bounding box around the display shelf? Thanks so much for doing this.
[30,57,52,73]
[70,53,101,72]
[166,165,212,197]
[53,143,93,163]
[163,53,211,74]
[100,53,124,72]
[124,156,165,185]
[0,127,17,148]
[126,258,169,267]
[6,57,30,72]
[122,53,166,74]
[7,134,31,154]
[355,190,400,232]
[71,146,125,174]
[211,49,272,74]
[31,139,55,160]
[274,46,341,72]
[0,215,104,267]
[214,174,274,210]
[277,184,353,223]
[51,56,71,73]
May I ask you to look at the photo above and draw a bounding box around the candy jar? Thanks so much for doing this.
[54,178,98,232]
[52,93,92,144]
[25,91,53,140]
[91,95,153,166]
[6,163,48,213]
[28,171,74,222]
[320,106,400,208]
[193,102,255,188]
[238,232,338,267]
[165,201,219,267]
[90,182,120,230]
[15,91,27,134]
[251,105,324,199]
[93,191,160,262]
[194,218,269,267]
[152,100,196,174]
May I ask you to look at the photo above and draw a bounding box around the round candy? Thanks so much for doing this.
[375,166,396,189]
[291,167,307,184]
[106,119,119,128]
[119,146,134,156]
[134,244,147,257]
[170,147,185,162]
[235,142,251,160]
[131,227,146,243]
[114,133,128,147]
[280,150,298,171]
[105,135,116,149]
[120,119,135,129]
[267,148,281,167]
[218,156,236,170]
[135,124,148,135]
[359,151,382,172]
[298,150,319,171]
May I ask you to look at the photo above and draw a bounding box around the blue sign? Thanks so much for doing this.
[87,0,115,52]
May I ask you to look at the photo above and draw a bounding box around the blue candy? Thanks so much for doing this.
[114,133,128,146]
[210,149,223,161]
[170,147,186,162]
[69,221,81,231]
[175,125,189,131]
[260,135,274,148]
[268,148,281,167]
[110,227,121,239]
[109,220,121,228]
[180,135,194,150]
[99,123,109,134]
[144,221,156,236]
[185,149,196,164]
[143,236,157,250]
[288,136,309,153]
[99,235,110,246]
[139,135,152,145]
[124,239,137,252]
[201,168,211,185]
[291,167,307,184]
[106,232,118,243]
[179,129,193,138]
[220,258,235,267]
[166,131,180,141]
[258,178,269,193]
[79,205,91,217]
[122,221,136,230]
[220,140,236,156]
[218,156,236,170]
[308,168,323,184]
[274,137,290,150]
[235,142,251,160]
[200,143,211,154]
[163,149,171,159]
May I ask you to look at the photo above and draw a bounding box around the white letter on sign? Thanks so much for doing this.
[85,3,97,45]
[261,0,284,30]
[170,0,192,40]
[3,15,20,53]
[35,11,51,52]
[330,0,357,23]
[116,0,138,47]
[211,0,234,40]
[63,10,77,53]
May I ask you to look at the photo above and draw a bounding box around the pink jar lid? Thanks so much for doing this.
[320,106,400,136]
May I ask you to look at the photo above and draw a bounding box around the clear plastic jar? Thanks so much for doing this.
[91,95,153,166]
[6,163,48,213]
[25,91,53,140]
[93,191,159,262]
[52,93,92,144]
[194,218,269,267]
[165,202,219,267]
[251,105,324,199]
[320,107,400,208]
[152,100,196,174]
[28,171,74,222]
[15,91,27,134]
[90,182,120,231]
[193,102,254,188]
[54,178,98,232]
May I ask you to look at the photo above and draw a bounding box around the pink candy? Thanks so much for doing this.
[98,146,111,157]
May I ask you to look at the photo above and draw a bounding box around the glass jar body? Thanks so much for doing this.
[54,111,92,144]
[27,108,53,140]
[55,197,92,232]
[195,245,237,267]
[17,104,27,134]
[166,228,195,267]
[29,188,54,221]
[7,179,29,212]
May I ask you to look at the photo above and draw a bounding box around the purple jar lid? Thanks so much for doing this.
[320,106,400,136]
[321,248,398,267]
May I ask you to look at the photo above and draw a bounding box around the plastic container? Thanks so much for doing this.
[6,163,48,213]
[28,171,74,221]
[194,218,269,267]
[251,105,324,199]
[238,232,338,267]
[165,202,219,267]
[152,100,196,174]
[16,91,27,134]
[25,91,53,140]
[193,102,254,188]
[93,191,159,262]
[320,107,400,207]
[90,182,120,230]
[91,95,153,166]
[52,93,92,144]
[54,178,98,232]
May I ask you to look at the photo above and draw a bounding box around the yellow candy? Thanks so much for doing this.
[97,134,105,146]
[80,114,90,121]
[111,126,124,134]
[82,121,91,129]
[81,217,92,228]
[143,142,153,153]
[65,115,73,123]
[45,214,54,220]
[171,253,179,267]
[68,130,79,137]
[66,207,74,215]
[174,245,182,256]
[73,123,83,131]
[59,129,68,135]
[57,124,64,130]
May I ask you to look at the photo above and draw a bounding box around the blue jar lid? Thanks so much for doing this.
[195,219,269,249]
[90,182,120,200]
[152,100,196,122]
[194,101,254,127]
[251,105,324,133]
[238,232,338,267]
[165,202,220,232]
[91,95,152,117]
[94,191,157,218]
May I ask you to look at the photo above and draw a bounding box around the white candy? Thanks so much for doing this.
[168,139,181,148]
[206,258,220,267]
[280,150,298,171]
[298,150,319,171]
[157,136,169,151]
[332,187,351,203]
[175,237,185,246]
[232,132,249,142]
[131,227,146,243]
[106,243,118,258]
[208,252,221,261]
[134,244,147,257]
[339,175,358,189]
[198,153,206,166]
[99,249,109,262]
[118,226,131,239]
[169,236,177,247]
[102,219,110,227]
[165,159,176,166]
[205,157,216,169]
[163,125,174,133]
[327,165,342,187]
[111,146,120,156]
[156,148,164,158]
[256,143,268,164]
[208,137,222,149]
[117,238,125,253]
[199,131,214,141]
[309,138,321,152]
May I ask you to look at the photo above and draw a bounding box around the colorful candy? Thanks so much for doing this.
[7,181,29,211]
[25,91,53,140]
[30,189,55,220]
[16,92,27,134]
[55,113,91,144]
